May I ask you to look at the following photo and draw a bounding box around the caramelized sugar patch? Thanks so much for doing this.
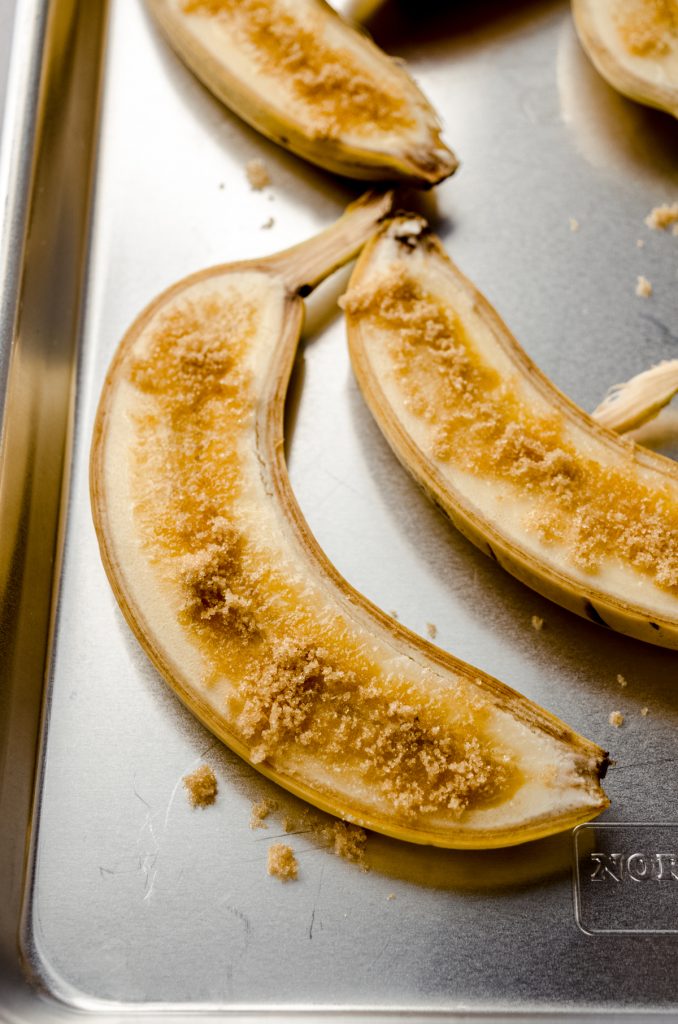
[128,292,262,643]
[182,0,413,138]
[129,294,254,557]
[614,0,677,57]
[343,265,678,591]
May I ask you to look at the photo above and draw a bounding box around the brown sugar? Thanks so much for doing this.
[531,615,544,632]
[245,158,270,191]
[645,201,678,230]
[234,637,514,820]
[179,528,258,641]
[636,274,653,297]
[609,710,624,728]
[267,843,298,881]
[324,820,368,867]
[616,673,628,688]
[250,797,277,829]
[183,764,218,807]
[426,622,438,639]
[182,0,412,139]
[342,264,678,596]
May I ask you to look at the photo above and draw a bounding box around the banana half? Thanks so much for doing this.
[572,0,678,119]
[344,216,678,650]
[91,196,607,850]
[145,0,457,185]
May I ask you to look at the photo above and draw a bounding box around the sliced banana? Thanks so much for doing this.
[572,0,678,118]
[90,196,608,849]
[145,0,457,186]
[344,215,678,649]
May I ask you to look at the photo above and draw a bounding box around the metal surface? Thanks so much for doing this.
[2,0,678,1019]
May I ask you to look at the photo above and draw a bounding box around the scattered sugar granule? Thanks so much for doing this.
[267,843,298,881]
[609,710,624,728]
[636,275,653,298]
[246,158,270,190]
[636,238,645,248]
[640,707,649,717]
[426,622,438,639]
[645,202,678,230]
[387,893,396,901]
[531,615,544,632]
[389,609,399,620]
[250,797,277,829]
[261,217,275,230]
[324,821,368,868]
[183,764,218,808]
[569,217,579,232]
[616,674,628,688]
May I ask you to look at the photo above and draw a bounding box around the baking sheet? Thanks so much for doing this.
[6,0,678,1017]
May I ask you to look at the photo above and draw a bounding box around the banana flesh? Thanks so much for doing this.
[572,0,678,118]
[90,197,608,849]
[344,215,678,649]
[145,0,457,185]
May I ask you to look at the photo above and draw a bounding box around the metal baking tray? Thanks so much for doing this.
[2,0,678,1020]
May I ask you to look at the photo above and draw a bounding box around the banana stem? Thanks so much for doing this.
[592,359,678,434]
[265,190,393,296]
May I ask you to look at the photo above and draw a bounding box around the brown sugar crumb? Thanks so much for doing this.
[636,274,653,297]
[616,673,628,688]
[343,264,678,597]
[250,797,277,829]
[615,1,677,57]
[645,202,678,230]
[609,710,625,728]
[182,0,413,139]
[183,764,218,807]
[636,238,645,248]
[261,216,275,230]
[389,609,399,620]
[640,706,649,716]
[531,615,544,632]
[245,158,270,190]
[267,843,298,881]
[569,217,579,232]
[387,893,396,900]
[178,525,258,642]
[324,820,368,867]
[426,622,438,639]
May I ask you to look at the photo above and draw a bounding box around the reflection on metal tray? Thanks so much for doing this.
[1,0,678,1020]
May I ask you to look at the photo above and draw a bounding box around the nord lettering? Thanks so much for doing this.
[589,851,678,882]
